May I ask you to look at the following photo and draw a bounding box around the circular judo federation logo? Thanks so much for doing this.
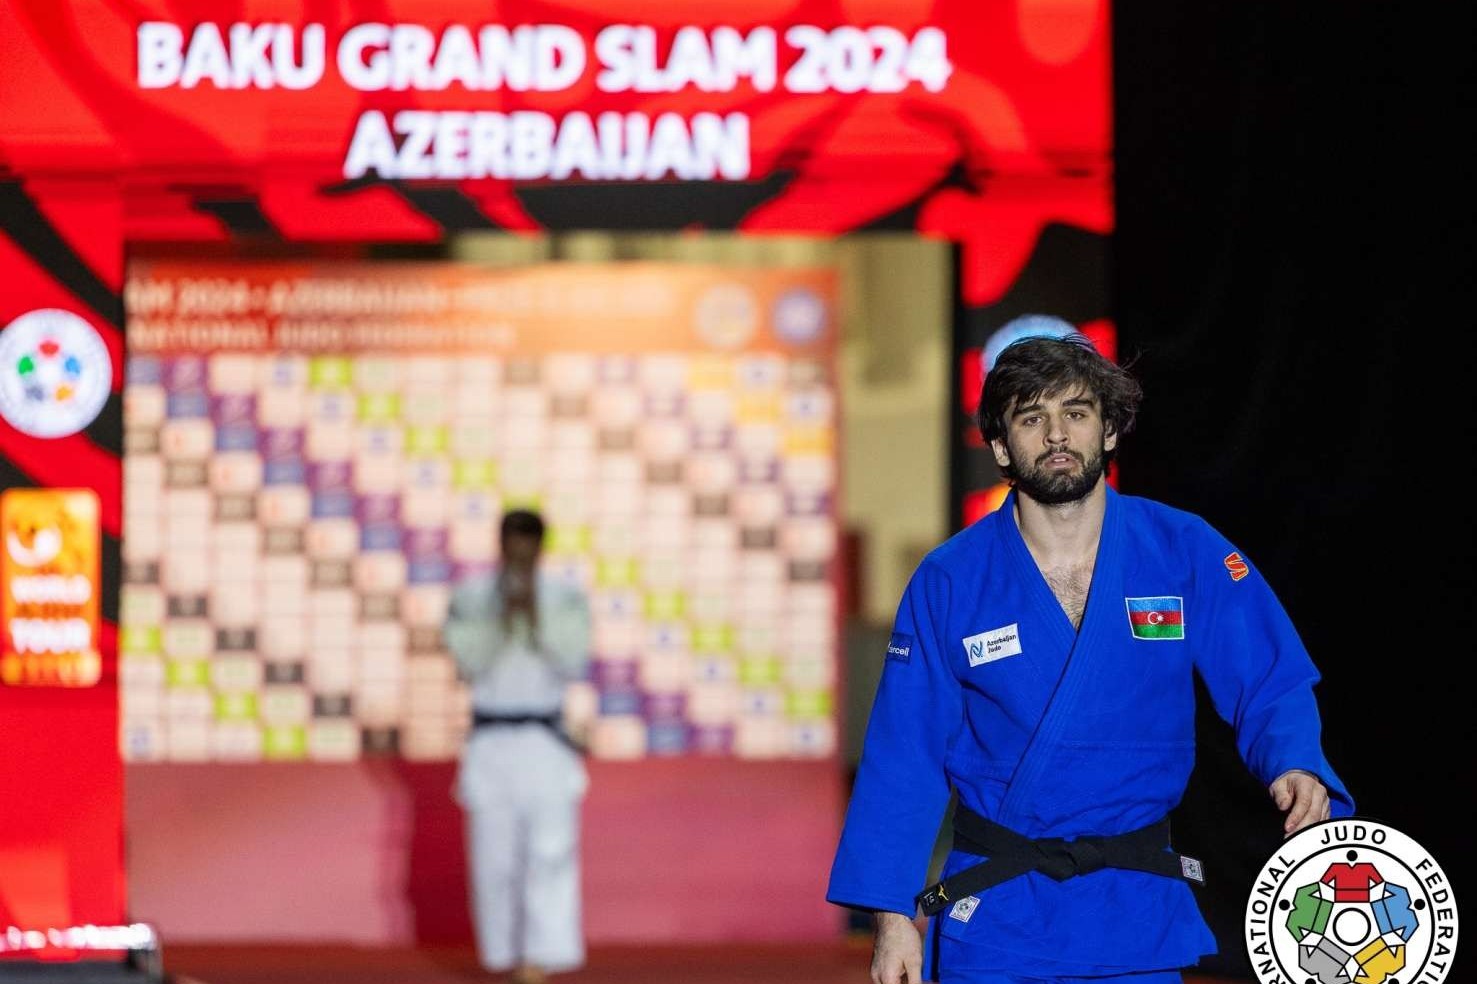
[0,309,112,439]
[693,282,759,349]
[772,287,828,345]
[1247,819,1458,984]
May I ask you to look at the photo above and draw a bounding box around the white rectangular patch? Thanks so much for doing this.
[962,624,1022,667]
[948,896,980,923]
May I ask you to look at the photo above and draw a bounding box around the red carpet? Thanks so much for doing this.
[161,943,1244,984]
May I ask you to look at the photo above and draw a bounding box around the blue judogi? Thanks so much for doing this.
[827,487,1354,978]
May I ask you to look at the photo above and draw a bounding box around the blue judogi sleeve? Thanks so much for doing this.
[827,559,964,915]
[1190,525,1355,817]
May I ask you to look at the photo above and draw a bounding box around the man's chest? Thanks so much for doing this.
[1039,561,1095,629]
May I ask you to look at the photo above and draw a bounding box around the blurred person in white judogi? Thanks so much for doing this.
[445,508,591,984]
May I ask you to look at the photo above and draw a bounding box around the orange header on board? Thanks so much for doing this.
[127,261,836,357]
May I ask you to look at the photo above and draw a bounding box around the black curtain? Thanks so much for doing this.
[1114,5,1475,980]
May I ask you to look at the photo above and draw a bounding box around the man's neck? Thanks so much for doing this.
[1013,480,1108,568]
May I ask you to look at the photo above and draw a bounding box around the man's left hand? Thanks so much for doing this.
[1269,769,1330,836]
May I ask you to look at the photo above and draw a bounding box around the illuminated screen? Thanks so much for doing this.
[119,261,839,762]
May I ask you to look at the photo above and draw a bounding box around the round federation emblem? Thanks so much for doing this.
[772,287,828,345]
[1246,818,1458,984]
[0,309,113,438]
[694,283,758,349]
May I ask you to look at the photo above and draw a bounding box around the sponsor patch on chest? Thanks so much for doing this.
[886,632,913,663]
[962,623,1022,666]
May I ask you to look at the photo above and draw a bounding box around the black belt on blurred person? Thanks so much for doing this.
[471,711,586,756]
[914,804,1205,916]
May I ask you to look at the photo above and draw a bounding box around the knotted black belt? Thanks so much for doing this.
[915,804,1205,916]
[471,711,586,755]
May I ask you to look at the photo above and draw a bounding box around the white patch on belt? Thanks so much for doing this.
[962,623,1022,666]
[948,896,980,922]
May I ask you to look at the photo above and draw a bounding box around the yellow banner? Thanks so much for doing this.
[1,489,102,687]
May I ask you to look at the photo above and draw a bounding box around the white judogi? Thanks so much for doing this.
[445,572,591,974]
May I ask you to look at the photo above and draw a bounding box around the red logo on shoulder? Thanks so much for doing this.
[1223,552,1249,581]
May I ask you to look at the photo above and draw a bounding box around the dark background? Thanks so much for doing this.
[1114,4,1474,979]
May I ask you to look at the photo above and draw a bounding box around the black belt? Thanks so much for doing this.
[915,804,1205,916]
[471,711,586,756]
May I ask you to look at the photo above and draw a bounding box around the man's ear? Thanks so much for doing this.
[1104,426,1119,453]
[990,437,1012,470]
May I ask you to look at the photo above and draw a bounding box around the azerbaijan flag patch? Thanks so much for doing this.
[1125,596,1185,640]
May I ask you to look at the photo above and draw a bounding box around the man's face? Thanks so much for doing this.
[991,388,1116,505]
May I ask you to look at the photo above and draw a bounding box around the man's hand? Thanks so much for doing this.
[871,911,924,984]
[1270,769,1330,836]
[499,568,538,632]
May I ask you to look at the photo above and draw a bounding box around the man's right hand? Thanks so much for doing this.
[871,911,924,984]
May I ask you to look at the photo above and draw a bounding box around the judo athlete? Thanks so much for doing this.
[827,335,1354,984]
[445,509,592,984]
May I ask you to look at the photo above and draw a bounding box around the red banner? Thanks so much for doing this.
[0,178,124,954]
[1,2,1108,184]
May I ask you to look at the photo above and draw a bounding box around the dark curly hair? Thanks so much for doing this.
[978,334,1143,479]
[500,508,546,542]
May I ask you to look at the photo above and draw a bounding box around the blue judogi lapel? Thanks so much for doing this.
[994,485,1126,833]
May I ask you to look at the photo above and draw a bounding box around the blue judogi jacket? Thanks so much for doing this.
[827,487,1354,977]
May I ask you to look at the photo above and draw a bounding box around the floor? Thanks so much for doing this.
[158,942,1247,984]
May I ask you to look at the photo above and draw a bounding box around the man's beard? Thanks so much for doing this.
[1011,444,1107,505]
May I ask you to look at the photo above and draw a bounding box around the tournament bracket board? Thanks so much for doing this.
[118,261,840,763]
